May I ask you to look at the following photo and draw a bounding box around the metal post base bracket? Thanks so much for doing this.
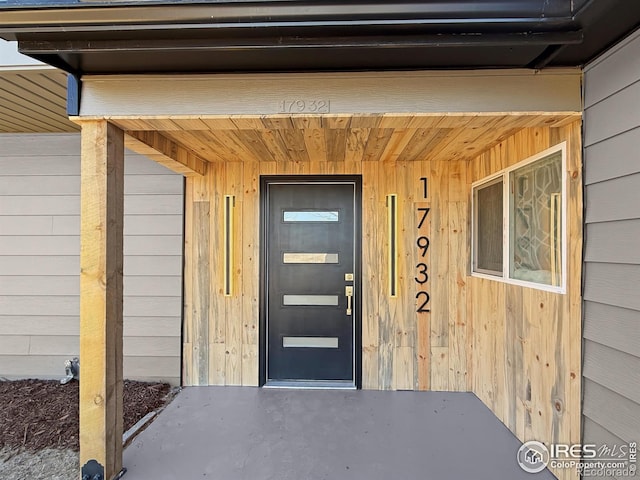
[81,459,104,480]
[81,460,127,480]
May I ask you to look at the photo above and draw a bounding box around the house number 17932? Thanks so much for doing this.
[278,99,330,113]
[416,177,430,313]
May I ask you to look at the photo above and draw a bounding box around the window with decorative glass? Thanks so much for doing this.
[471,144,566,292]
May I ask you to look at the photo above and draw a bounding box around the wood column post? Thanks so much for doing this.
[79,120,125,480]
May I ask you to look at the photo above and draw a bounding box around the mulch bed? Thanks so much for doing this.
[0,379,173,452]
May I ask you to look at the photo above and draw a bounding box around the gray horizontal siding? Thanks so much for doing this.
[0,334,180,358]
[0,255,182,276]
[0,335,30,355]
[0,175,79,195]
[585,219,640,264]
[0,214,183,236]
[584,29,640,108]
[584,302,640,357]
[0,174,182,195]
[583,339,640,404]
[0,133,183,385]
[0,275,181,297]
[583,379,640,443]
[0,355,179,384]
[0,235,182,255]
[583,418,626,453]
[582,29,640,451]
[583,80,640,147]
[0,134,81,154]
[0,154,174,175]
[582,418,624,480]
[0,276,78,296]
[0,316,180,337]
[122,356,181,383]
[585,172,640,223]
[0,194,183,215]
[24,335,181,358]
[583,263,640,311]
[584,127,640,185]
[0,295,181,317]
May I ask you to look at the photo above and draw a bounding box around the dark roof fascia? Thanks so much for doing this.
[551,1,640,66]
[1,1,637,73]
[0,1,578,41]
[528,0,629,68]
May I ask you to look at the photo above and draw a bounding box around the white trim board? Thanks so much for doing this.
[79,69,582,117]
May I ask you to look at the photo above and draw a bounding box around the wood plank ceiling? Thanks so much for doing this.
[0,69,78,133]
[111,113,580,164]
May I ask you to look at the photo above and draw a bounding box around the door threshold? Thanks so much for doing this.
[264,380,356,390]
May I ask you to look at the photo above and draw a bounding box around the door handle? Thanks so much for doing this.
[345,286,353,315]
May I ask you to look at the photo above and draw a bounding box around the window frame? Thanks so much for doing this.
[470,142,567,294]
[472,174,505,277]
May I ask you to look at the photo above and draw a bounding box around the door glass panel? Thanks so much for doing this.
[283,295,339,306]
[283,211,339,222]
[283,337,339,348]
[283,253,339,264]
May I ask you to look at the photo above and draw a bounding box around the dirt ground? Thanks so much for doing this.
[0,379,175,480]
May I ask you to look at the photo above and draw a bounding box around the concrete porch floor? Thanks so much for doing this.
[122,387,555,480]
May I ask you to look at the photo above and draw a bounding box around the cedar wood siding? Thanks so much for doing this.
[0,133,183,385]
[582,28,640,455]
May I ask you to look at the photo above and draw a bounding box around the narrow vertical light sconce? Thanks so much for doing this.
[224,195,235,296]
[550,192,561,287]
[387,194,398,297]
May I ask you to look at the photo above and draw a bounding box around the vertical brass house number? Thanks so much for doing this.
[416,177,430,313]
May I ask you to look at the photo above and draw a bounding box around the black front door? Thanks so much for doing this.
[263,178,360,386]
